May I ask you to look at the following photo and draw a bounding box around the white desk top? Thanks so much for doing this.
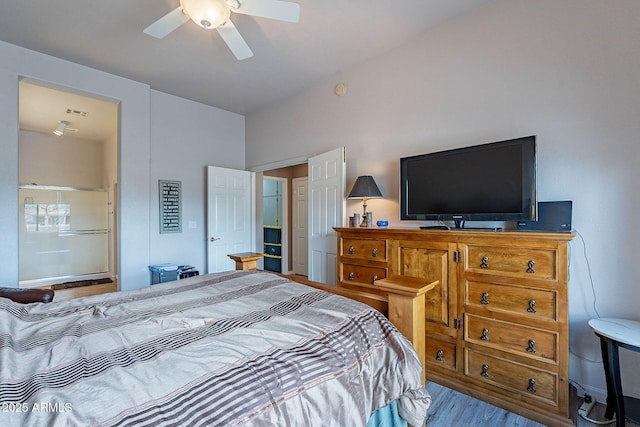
[589,318,640,348]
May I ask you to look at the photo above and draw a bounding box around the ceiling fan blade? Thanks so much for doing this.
[216,20,254,60]
[143,7,190,39]
[231,0,300,23]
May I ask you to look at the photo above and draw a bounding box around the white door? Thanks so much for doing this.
[292,177,308,276]
[308,148,346,284]
[207,166,255,273]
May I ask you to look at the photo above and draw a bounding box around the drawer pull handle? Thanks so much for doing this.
[436,350,444,361]
[348,272,355,281]
[527,299,537,313]
[481,292,489,305]
[481,328,489,341]
[480,256,489,269]
[481,364,489,377]
[371,248,377,257]
[348,246,354,254]
[371,275,378,284]
[527,378,537,393]
[527,260,535,273]
[527,339,537,353]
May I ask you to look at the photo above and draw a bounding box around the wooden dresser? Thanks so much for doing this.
[335,227,575,426]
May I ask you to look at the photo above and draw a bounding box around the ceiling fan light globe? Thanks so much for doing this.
[180,0,230,30]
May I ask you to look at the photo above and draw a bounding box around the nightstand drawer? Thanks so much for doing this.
[342,238,387,262]
[465,245,557,280]
[341,263,386,285]
[466,280,557,322]
[465,314,558,363]
[465,348,557,405]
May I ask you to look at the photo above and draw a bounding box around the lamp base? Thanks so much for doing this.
[360,212,373,227]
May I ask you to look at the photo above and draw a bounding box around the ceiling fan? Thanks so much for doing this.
[143,0,300,60]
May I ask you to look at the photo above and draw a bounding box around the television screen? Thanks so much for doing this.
[400,136,536,226]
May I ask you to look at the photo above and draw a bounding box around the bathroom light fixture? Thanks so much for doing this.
[53,121,69,136]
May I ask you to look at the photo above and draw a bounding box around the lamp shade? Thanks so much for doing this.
[348,176,383,199]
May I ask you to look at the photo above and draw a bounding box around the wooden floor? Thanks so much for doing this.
[426,381,637,427]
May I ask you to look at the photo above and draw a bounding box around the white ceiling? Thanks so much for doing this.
[19,80,119,142]
[4,1,493,141]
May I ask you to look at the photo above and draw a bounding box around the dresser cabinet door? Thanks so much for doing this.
[392,240,458,339]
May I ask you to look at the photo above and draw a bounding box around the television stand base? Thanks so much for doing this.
[455,227,503,232]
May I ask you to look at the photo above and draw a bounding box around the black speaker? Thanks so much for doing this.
[517,201,572,232]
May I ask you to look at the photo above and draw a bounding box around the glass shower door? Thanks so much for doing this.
[19,186,109,286]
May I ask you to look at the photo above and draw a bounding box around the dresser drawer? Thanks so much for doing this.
[425,337,457,372]
[465,348,557,405]
[465,314,557,363]
[465,245,556,280]
[341,263,386,285]
[342,238,387,262]
[466,281,557,322]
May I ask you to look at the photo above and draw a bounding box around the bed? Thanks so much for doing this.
[0,270,430,426]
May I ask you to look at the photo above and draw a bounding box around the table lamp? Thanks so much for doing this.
[348,175,383,226]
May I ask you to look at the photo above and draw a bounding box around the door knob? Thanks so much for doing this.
[210,237,220,242]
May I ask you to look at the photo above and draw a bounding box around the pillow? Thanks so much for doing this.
[0,287,55,303]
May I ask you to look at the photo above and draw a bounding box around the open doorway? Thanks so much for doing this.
[18,79,119,296]
[263,164,308,277]
[263,176,286,273]
[257,146,345,284]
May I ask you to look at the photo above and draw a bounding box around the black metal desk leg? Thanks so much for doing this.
[600,337,616,420]
[604,337,625,427]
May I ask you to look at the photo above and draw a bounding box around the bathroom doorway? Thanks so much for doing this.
[18,79,119,289]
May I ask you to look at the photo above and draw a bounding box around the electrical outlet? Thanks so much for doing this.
[578,400,595,418]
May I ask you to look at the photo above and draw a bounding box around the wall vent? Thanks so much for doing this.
[66,108,89,117]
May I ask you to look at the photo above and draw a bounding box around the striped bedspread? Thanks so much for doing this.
[0,271,430,426]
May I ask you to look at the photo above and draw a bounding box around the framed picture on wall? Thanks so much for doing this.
[159,180,181,233]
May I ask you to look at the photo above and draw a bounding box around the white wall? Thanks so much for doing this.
[246,0,640,402]
[0,40,151,291]
[149,90,245,274]
[0,66,21,286]
[1,41,246,291]
[19,130,105,189]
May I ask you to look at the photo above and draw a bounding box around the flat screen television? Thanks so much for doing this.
[400,136,536,228]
